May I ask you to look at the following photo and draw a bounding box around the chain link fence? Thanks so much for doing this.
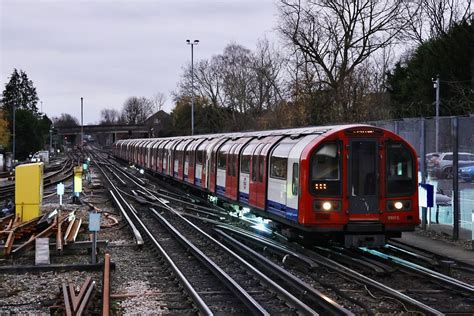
[371,115,474,240]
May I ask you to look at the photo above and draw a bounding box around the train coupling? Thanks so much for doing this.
[344,234,385,248]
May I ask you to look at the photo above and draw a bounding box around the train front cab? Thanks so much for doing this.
[298,126,419,247]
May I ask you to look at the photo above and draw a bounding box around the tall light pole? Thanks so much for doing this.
[49,125,54,156]
[433,75,440,152]
[186,39,199,136]
[12,104,16,162]
[81,97,84,149]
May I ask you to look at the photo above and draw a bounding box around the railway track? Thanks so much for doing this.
[307,244,474,314]
[91,150,352,315]
[0,157,74,201]
[95,147,474,315]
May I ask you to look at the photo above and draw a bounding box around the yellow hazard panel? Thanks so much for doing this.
[15,162,43,221]
[73,166,83,193]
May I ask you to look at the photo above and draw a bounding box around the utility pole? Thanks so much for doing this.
[186,39,199,136]
[12,105,16,162]
[49,125,53,156]
[433,75,440,152]
[81,97,84,149]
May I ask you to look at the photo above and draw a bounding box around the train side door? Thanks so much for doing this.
[348,140,379,214]
[249,144,264,209]
[255,144,271,209]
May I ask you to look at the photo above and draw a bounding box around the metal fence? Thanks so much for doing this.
[371,115,474,240]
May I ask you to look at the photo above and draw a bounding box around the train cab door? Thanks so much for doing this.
[348,139,379,214]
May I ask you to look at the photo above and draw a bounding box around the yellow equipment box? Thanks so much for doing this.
[15,162,44,222]
[73,166,83,194]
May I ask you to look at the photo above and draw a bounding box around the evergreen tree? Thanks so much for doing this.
[1,68,39,114]
[1,69,50,159]
[387,20,474,118]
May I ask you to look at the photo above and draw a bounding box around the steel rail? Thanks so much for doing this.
[214,224,318,270]
[102,253,111,316]
[149,208,270,315]
[98,159,316,314]
[358,247,474,294]
[149,207,318,315]
[95,158,144,246]
[214,228,354,316]
[216,224,444,316]
[99,153,445,315]
[94,157,213,316]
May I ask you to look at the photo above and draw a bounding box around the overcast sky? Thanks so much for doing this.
[0,0,279,124]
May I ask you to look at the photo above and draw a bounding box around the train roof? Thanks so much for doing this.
[115,124,374,144]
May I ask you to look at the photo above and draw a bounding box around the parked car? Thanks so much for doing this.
[436,188,452,206]
[459,165,474,182]
[427,152,474,179]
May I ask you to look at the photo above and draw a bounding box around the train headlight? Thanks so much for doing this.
[314,200,340,211]
[387,200,411,211]
[394,201,403,210]
[322,202,332,211]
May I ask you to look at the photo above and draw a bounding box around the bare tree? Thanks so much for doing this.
[250,38,285,112]
[100,108,121,125]
[404,0,472,44]
[219,43,255,115]
[151,92,167,112]
[278,0,411,120]
[122,96,154,124]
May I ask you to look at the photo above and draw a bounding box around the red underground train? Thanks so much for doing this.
[112,124,420,247]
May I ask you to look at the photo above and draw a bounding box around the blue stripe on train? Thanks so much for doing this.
[239,192,249,204]
[195,178,201,186]
[267,200,298,222]
[216,185,226,195]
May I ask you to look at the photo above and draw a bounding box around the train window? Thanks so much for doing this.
[228,154,233,176]
[241,154,251,173]
[312,143,340,180]
[185,150,190,163]
[197,150,203,164]
[218,151,226,169]
[252,156,258,181]
[270,157,287,179]
[386,142,415,196]
[292,163,299,196]
[258,156,264,182]
[310,142,341,196]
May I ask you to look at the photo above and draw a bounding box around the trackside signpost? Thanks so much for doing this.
[89,212,101,264]
[57,182,65,206]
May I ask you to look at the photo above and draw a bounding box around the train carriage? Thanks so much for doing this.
[184,138,206,184]
[115,124,419,247]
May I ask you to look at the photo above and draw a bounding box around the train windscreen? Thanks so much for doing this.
[386,142,415,196]
[310,142,341,196]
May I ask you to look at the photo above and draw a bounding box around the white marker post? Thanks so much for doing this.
[89,212,101,264]
[57,182,65,206]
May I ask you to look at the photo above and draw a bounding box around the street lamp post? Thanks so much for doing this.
[433,75,440,152]
[186,39,199,136]
[12,104,16,162]
[81,97,84,149]
[49,125,54,156]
